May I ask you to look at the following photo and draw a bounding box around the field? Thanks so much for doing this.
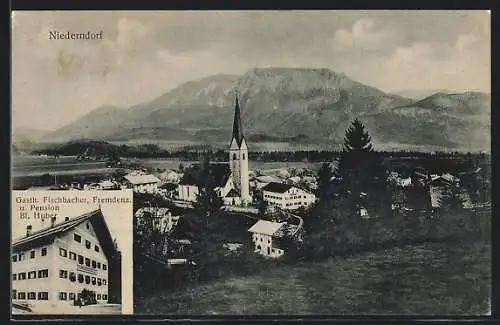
[135,239,490,315]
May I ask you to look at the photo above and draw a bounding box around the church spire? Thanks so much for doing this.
[232,94,244,146]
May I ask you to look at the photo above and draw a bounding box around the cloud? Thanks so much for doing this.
[332,18,400,53]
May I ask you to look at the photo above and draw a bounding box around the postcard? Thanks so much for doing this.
[11,10,491,317]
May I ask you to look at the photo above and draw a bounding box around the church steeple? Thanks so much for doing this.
[232,95,244,147]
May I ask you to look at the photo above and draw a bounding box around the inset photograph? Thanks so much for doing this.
[11,190,133,315]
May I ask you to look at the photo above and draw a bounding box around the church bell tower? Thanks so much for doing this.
[229,95,251,204]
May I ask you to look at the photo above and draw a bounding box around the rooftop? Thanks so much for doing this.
[262,182,292,193]
[124,174,161,185]
[248,219,285,236]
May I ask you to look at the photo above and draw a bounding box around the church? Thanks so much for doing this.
[177,96,252,206]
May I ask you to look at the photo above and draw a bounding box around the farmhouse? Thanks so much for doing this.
[262,182,316,210]
[11,209,115,310]
[123,173,161,194]
[248,220,286,258]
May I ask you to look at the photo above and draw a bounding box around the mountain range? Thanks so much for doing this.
[35,68,490,151]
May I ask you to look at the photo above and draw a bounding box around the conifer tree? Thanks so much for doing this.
[337,118,387,217]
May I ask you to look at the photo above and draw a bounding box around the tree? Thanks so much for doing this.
[317,162,334,206]
[337,118,388,217]
[184,153,225,280]
[439,185,464,212]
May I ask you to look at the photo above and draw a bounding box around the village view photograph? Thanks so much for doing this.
[12,11,491,316]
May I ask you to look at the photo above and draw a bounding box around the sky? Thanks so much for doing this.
[12,10,490,131]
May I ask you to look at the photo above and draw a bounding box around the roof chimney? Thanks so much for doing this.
[51,216,56,227]
[26,225,32,236]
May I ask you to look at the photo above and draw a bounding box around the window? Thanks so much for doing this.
[85,240,91,249]
[59,270,68,278]
[12,290,17,299]
[86,222,90,230]
[242,153,245,160]
[69,252,76,260]
[97,262,101,269]
[78,274,84,283]
[74,233,81,243]
[59,292,67,300]
[85,258,90,267]
[28,271,36,279]
[272,249,275,253]
[103,279,107,285]
[92,277,96,285]
[30,251,35,259]
[38,292,49,300]
[69,272,76,282]
[102,294,107,300]
[38,269,49,278]
[85,275,90,284]
[92,260,96,268]
[18,292,26,300]
[12,255,17,262]
[59,248,67,257]
[95,245,100,252]
[103,264,107,270]
[69,293,75,300]
[97,278,102,286]
[41,247,47,256]
[233,153,237,160]
[12,273,17,281]
[97,294,101,300]
[18,272,26,280]
[19,253,25,261]
[78,255,84,265]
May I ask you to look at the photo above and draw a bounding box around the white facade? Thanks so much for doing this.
[177,184,199,202]
[124,174,161,194]
[12,221,109,310]
[230,138,251,204]
[248,220,286,258]
[263,184,316,210]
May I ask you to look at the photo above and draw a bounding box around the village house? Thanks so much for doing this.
[248,220,286,258]
[134,207,180,235]
[429,173,472,208]
[123,173,161,194]
[262,182,316,210]
[12,209,115,311]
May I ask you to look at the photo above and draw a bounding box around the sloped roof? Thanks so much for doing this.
[179,163,231,187]
[124,174,161,185]
[248,220,285,236]
[262,182,292,193]
[225,188,240,198]
[12,209,116,259]
[231,95,245,147]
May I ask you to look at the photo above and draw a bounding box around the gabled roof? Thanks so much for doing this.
[179,163,231,187]
[225,188,240,198]
[262,182,292,193]
[124,174,161,185]
[248,220,285,236]
[12,209,116,259]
